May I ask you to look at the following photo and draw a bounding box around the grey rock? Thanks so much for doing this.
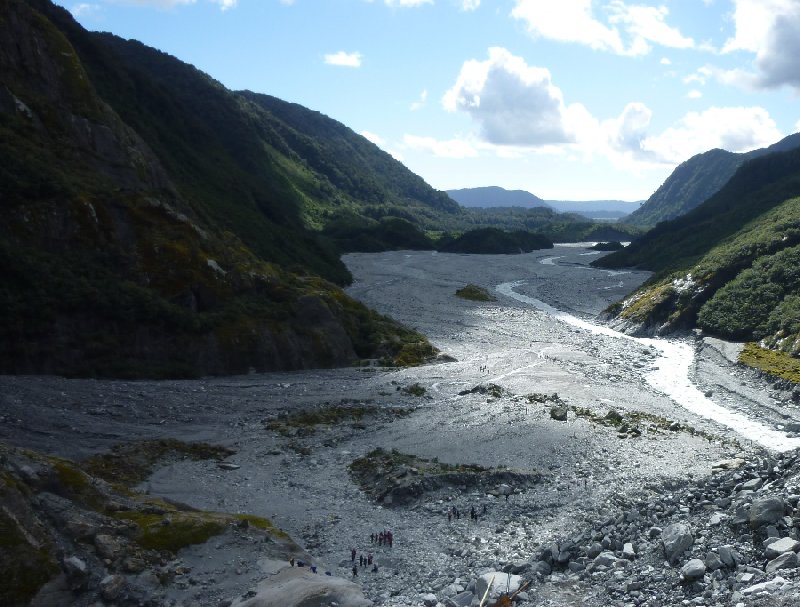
[662,522,693,564]
[680,559,706,581]
[750,496,785,528]
[704,552,724,571]
[587,542,603,558]
[421,593,438,607]
[741,478,763,491]
[445,591,474,607]
[718,545,736,568]
[622,543,635,560]
[530,561,552,576]
[100,574,126,601]
[593,551,618,569]
[550,405,568,421]
[765,537,800,560]
[766,551,798,575]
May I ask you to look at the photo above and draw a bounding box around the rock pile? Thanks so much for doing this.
[369,450,800,607]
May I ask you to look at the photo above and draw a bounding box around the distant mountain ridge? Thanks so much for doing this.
[447,186,550,209]
[626,132,800,226]
[447,186,641,219]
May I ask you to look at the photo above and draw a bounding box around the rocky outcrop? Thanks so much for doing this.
[0,440,374,607]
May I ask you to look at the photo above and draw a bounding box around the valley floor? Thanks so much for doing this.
[2,246,799,606]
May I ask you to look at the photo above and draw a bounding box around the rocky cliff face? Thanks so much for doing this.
[0,0,434,378]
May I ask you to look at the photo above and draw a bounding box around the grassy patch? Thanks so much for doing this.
[455,284,496,302]
[402,383,426,397]
[739,342,800,384]
[349,448,487,478]
[83,439,234,489]
[265,403,414,436]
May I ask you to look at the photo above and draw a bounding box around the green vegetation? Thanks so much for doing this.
[626,133,800,227]
[455,284,495,302]
[739,342,800,383]
[265,403,414,436]
[596,147,800,363]
[590,241,624,251]
[437,227,552,254]
[349,448,487,478]
[83,439,234,489]
[402,383,426,396]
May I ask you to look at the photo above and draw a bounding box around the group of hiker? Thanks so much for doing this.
[447,503,487,523]
[350,529,393,577]
[288,557,331,577]
[370,529,393,547]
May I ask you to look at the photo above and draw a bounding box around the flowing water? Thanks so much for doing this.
[497,280,800,452]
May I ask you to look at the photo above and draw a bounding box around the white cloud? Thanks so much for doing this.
[442,47,588,146]
[719,0,800,90]
[385,0,433,7]
[71,3,102,17]
[640,106,782,163]
[324,51,362,68]
[360,131,386,146]
[410,89,428,111]
[687,89,703,99]
[511,0,694,57]
[607,2,694,56]
[403,134,479,158]
[660,57,672,65]
[795,119,800,134]
[511,0,625,54]
[213,0,236,9]
[460,0,480,10]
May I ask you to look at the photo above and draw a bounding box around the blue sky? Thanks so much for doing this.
[62,0,800,201]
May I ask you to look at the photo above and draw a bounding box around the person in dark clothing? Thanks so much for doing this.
[351,547,356,562]
[352,565,358,577]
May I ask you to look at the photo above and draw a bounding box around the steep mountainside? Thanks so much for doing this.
[447,186,550,209]
[627,133,800,226]
[0,0,436,377]
[594,148,800,357]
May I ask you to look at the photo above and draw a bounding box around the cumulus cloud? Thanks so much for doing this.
[720,0,800,90]
[213,0,236,9]
[460,0,480,10]
[442,47,587,146]
[639,107,782,163]
[324,51,362,68]
[403,134,478,158]
[360,131,386,146]
[511,0,694,56]
[660,57,672,65]
[105,0,236,10]
[687,89,702,99]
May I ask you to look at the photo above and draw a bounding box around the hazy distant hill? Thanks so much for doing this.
[447,187,641,220]
[595,146,800,360]
[0,0,440,377]
[546,199,642,219]
[447,186,550,209]
[627,133,800,226]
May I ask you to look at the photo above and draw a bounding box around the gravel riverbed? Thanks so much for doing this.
[2,246,800,606]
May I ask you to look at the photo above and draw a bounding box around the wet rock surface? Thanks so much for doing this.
[2,247,800,606]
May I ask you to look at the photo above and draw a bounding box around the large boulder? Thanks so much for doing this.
[230,568,372,607]
[662,523,694,564]
[680,559,706,582]
[766,552,799,575]
[750,497,785,529]
[765,537,800,560]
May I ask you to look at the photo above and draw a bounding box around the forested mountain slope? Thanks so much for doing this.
[595,148,800,360]
[626,133,800,226]
[0,0,437,377]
